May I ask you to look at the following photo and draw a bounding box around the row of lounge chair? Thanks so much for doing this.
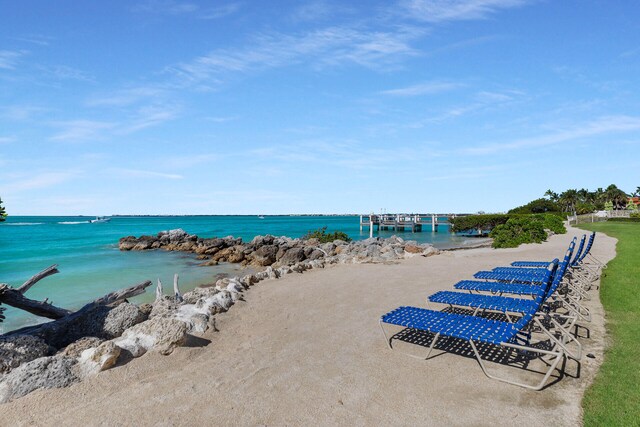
[379,232,605,390]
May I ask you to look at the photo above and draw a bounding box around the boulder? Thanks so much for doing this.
[404,244,423,254]
[102,302,148,338]
[0,356,79,404]
[279,247,306,265]
[115,317,187,357]
[58,337,104,359]
[250,245,278,266]
[0,335,52,374]
[29,303,147,349]
[77,341,121,377]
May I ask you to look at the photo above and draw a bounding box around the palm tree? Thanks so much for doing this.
[559,189,579,213]
[0,197,6,222]
[634,187,640,197]
[604,184,629,210]
[544,189,559,202]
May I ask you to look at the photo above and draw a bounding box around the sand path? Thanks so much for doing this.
[2,227,616,426]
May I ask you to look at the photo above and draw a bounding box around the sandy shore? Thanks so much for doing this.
[2,227,616,426]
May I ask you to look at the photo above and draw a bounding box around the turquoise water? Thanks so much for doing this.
[0,215,467,332]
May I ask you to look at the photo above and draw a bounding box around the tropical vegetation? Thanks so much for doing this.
[543,184,632,213]
[489,216,548,248]
[303,226,352,243]
[577,222,640,426]
[0,197,7,222]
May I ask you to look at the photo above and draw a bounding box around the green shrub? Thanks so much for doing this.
[490,217,547,248]
[508,198,561,214]
[303,226,352,243]
[532,213,567,234]
[630,212,640,219]
[450,214,510,233]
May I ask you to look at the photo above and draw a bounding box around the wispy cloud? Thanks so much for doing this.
[0,105,50,121]
[50,120,115,142]
[12,34,53,46]
[200,3,242,20]
[415,89,522,124]
[87,86,166,107]
[0,136,15,144]
[460,115,640,155]
[118,105,180,134]
[381,80,464,96]
[206,116,239,123]
[400,0,530,23]
[0,50,28,70]
[132,0,198,15]
[112,168,184,180]
[3,171,77,193]
[41,65,94,82]
[290,1,345,23]
[169,25,422,87]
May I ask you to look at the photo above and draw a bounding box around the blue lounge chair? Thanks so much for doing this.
[510,237,577,267]
[455,259,559,296]
[453,254,591,321]
[472,266,553,284]
[428,250,585,326]
[380,286,581,390]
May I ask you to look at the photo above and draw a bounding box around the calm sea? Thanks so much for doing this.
[0,215,473,332]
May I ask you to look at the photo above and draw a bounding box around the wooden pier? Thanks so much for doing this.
[359,213,460,235]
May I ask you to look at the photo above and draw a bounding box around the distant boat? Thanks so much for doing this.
[258,215,265,219]
[89,216,111,223]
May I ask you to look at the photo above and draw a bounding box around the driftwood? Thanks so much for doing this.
[0,264,73,320]
[173,274,183,302]
[4,280,152,338]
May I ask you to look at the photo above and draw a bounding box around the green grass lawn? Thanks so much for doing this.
[577,222,640,425]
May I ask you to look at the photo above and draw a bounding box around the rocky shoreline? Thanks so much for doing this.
[0,230,437,404]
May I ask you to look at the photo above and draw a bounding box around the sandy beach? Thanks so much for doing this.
[1,227,615,426]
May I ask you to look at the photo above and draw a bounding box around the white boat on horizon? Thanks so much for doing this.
[89,216,111,223]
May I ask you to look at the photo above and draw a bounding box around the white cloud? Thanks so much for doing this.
[50,120,115,142]
[0,105,49,121]
[290,1,335,22]
[132,0,199,15]
[169,25,422,87]
[12,34,53,46]
[87,86,166,107]
[118,105,180,134]
[381,80,464,96]
[460,115,640,155]
[3,171,77,193]
[401,0,530,23]
[112,168,184,180]
[200,3,242,20]
[0,50,27,70]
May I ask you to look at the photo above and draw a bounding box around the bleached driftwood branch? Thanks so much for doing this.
[4,280,153,337]
[0,264,72,320]
[17,264,60,294]
[173,274,183,302]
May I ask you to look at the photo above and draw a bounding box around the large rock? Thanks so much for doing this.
[77,341,121,378]
[29,303,147,349]
[0,356,79,404]
[58,337,104,359]
[0,335,52,374]
[102,302,148,338]
[250,245,278,266]
[115,317,187,357]
[278,247,306,265]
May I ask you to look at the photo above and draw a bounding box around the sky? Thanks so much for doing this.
[1,0,639,215]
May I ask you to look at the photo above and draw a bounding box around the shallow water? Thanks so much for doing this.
[0,215,474,332]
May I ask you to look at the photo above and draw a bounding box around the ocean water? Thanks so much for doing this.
[0,215,472,332]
